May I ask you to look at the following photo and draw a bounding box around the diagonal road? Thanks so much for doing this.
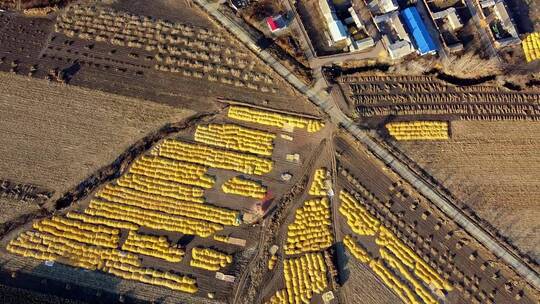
[192,0,540,292]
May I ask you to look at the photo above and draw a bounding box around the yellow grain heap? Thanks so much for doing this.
[376,226,453,292]
[117,173,205,203]
[195,124,275,156]
[268,254,278,270]
[283,253,328,304]
[339,191,380,236]
[343,235,371,263]
[385,121,449,141]
[151,139,273,175]
[369,258,418,304]
[86,199,224,237]
[129,155,215,188]
[7,231,140,270]
[66,211,139,231]
[32,216,120,248]
[308,168,328,196]
[121,231,184,262]
[105,260,197,293]
[190,247,233,271]
[285,197,333,255]
[222,176,267,199]
[228,105,324,133]
[523,32,540,62]
[96,185,239,226]
[380,248,437,304]
[266,289,289,304]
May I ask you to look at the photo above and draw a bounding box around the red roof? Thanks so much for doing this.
[266,17,278,31]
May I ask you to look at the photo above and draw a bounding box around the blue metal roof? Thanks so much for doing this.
[401,7,437,55]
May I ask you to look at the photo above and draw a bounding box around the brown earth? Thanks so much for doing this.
[0,72,194,203]
[0,197,40,225]
[392,120,540,261]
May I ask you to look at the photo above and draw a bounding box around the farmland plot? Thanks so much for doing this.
[392,121,540,261]
[0,73,194,203]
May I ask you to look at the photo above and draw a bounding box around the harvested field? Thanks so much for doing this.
[0,72,194,203]
[0,197,40,225]
[336,74,540,125]
[389,120,540,261]
[340,258,402,304]
[334,131,539,304]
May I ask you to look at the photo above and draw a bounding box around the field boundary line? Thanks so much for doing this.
[217,98,323,120]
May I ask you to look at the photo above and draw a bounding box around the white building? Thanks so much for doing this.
[319,0,349,45]
[368,0,399,15]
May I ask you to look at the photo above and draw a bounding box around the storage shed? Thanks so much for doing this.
[401,6,437,55]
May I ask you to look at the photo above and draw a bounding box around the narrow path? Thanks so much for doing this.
[192,0,540,291]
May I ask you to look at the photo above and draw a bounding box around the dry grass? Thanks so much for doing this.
[0,197,40,225]
[0,72,194,202]
[394,121,540,260]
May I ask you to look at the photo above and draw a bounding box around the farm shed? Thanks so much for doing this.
[401,6,438,55]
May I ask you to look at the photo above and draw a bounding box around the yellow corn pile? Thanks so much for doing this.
[7,231,141,271]
[213,234,229,243]
[190,247,233,271]
[129,155,215,188]
[369,259,419,304]
[228,105,324,133]
[195,124,275,156]
[104,260,197,293]
[523,32,540,62]
[268,254,278,270]
[376,227,453,291]
[339,191,380,236]
[86,199,224,237]
[32,216,120,249]
[380,248,437,304]
[65,211,138,231]
[222,176,267,199]
[266,289,289,304]
[343,235,370,263]
[121,231,184,262]
[151,139,273,175]
[285,197,333,255]
[385,121,449,141]
[117,173,205,203]
[96,185,238,226]
[283,253,328,304]
[308,168,328,196]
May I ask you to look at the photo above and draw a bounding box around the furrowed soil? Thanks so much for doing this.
[0,197,40,225]
[0,72,194,203]
[392,121,540,261]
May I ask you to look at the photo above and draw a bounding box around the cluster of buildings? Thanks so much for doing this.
[478,0,520,47]
[317,0,438,59]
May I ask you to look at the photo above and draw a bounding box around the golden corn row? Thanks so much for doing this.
[380,248,437,304]
[190,247,233,271]
[7,231,141,270]
[33,216,119,249]
[97,184,238,226]
[369,259,419,304]
[117,173,205,203]
[228,105,324,133]
[66,212,139,231]
[86,199,223,238]
[266,289,289,304]
[283,253,328,304]
[130,155,215,189]
[376,226,453,291]
[285,197,333,255]
[386,121,449,141]
[122,231,184,263]
[104,260,197,293]
[308,168,328,196]
[151,139,273,175]
[222,176,267,199]
[343,235,371,263]
[194,123,275,156]
[523,32,540,63]
[338,191,380,236]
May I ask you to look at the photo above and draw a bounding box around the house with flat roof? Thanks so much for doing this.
[401,6,438,55]
[367,0,399,15]
[319,0,349,46]
[478,0,520,47]
[266,15,287,33]
[373,11,415,59]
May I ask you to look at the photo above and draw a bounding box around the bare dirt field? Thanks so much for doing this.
[0,72,194,203]
[0,197,40,225]
[391,120,540,261]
